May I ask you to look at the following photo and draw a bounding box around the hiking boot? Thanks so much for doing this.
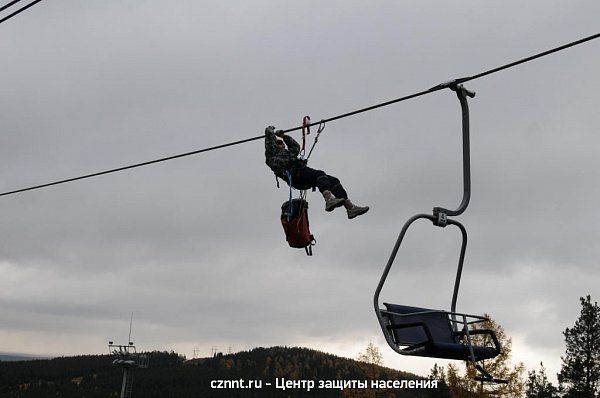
[325,197,346,212]
[322,190,346,212]
[346,204,370,219]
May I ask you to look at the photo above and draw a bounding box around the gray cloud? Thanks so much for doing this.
[1,0,599,380]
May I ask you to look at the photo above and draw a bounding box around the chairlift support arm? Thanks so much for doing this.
[433,84,475,224]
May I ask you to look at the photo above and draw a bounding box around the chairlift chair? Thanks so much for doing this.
[373,84,506,383]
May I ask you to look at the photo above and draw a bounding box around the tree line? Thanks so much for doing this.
[0,346,433,397]
[0,295,597,397]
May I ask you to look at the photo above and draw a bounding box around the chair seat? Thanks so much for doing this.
[406,341,499,361]
[383,303,499,362]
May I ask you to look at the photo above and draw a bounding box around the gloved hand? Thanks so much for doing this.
[275,130,285,137]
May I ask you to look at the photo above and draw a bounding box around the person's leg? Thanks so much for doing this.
[294,167,369,218]
[293,166,325,191]
[324,175,348,200]
[320,174,369,219]
[293,167,346,211]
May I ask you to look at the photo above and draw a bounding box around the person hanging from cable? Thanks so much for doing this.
[264,126,369,219]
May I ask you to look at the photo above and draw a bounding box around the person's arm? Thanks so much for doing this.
[282,133,300,156]
[264,125,278,160]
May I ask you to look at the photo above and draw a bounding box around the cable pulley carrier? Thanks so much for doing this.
[373,83,505,383]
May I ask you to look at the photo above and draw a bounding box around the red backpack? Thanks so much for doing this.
[280,199,316,256]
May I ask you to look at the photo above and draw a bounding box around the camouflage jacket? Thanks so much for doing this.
[264,127,306,179]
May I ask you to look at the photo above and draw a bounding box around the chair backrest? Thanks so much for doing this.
[383,303,456,346]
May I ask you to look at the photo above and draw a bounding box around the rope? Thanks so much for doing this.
[1,31,599,197]
[285,170,293,221]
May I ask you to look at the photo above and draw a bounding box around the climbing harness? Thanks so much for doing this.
[373,83,506,383]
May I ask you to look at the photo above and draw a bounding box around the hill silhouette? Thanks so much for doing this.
[0,353,48,362]
[0,346,449,397]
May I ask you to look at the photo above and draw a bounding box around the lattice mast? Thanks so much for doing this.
[108,314,148,398]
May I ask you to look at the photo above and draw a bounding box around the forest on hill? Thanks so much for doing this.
[0,346,447,397]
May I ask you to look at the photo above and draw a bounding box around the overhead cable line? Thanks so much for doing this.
[281,31,600,134]
[0,136,264,197]
[1,31,599,198]
[1,0,23,13]
[0,0,42,25]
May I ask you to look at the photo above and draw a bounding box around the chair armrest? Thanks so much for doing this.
[454,328,502,354]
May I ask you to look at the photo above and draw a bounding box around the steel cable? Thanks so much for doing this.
[1,31,599,197]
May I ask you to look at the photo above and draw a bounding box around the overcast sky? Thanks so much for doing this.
[1,0,599,383]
